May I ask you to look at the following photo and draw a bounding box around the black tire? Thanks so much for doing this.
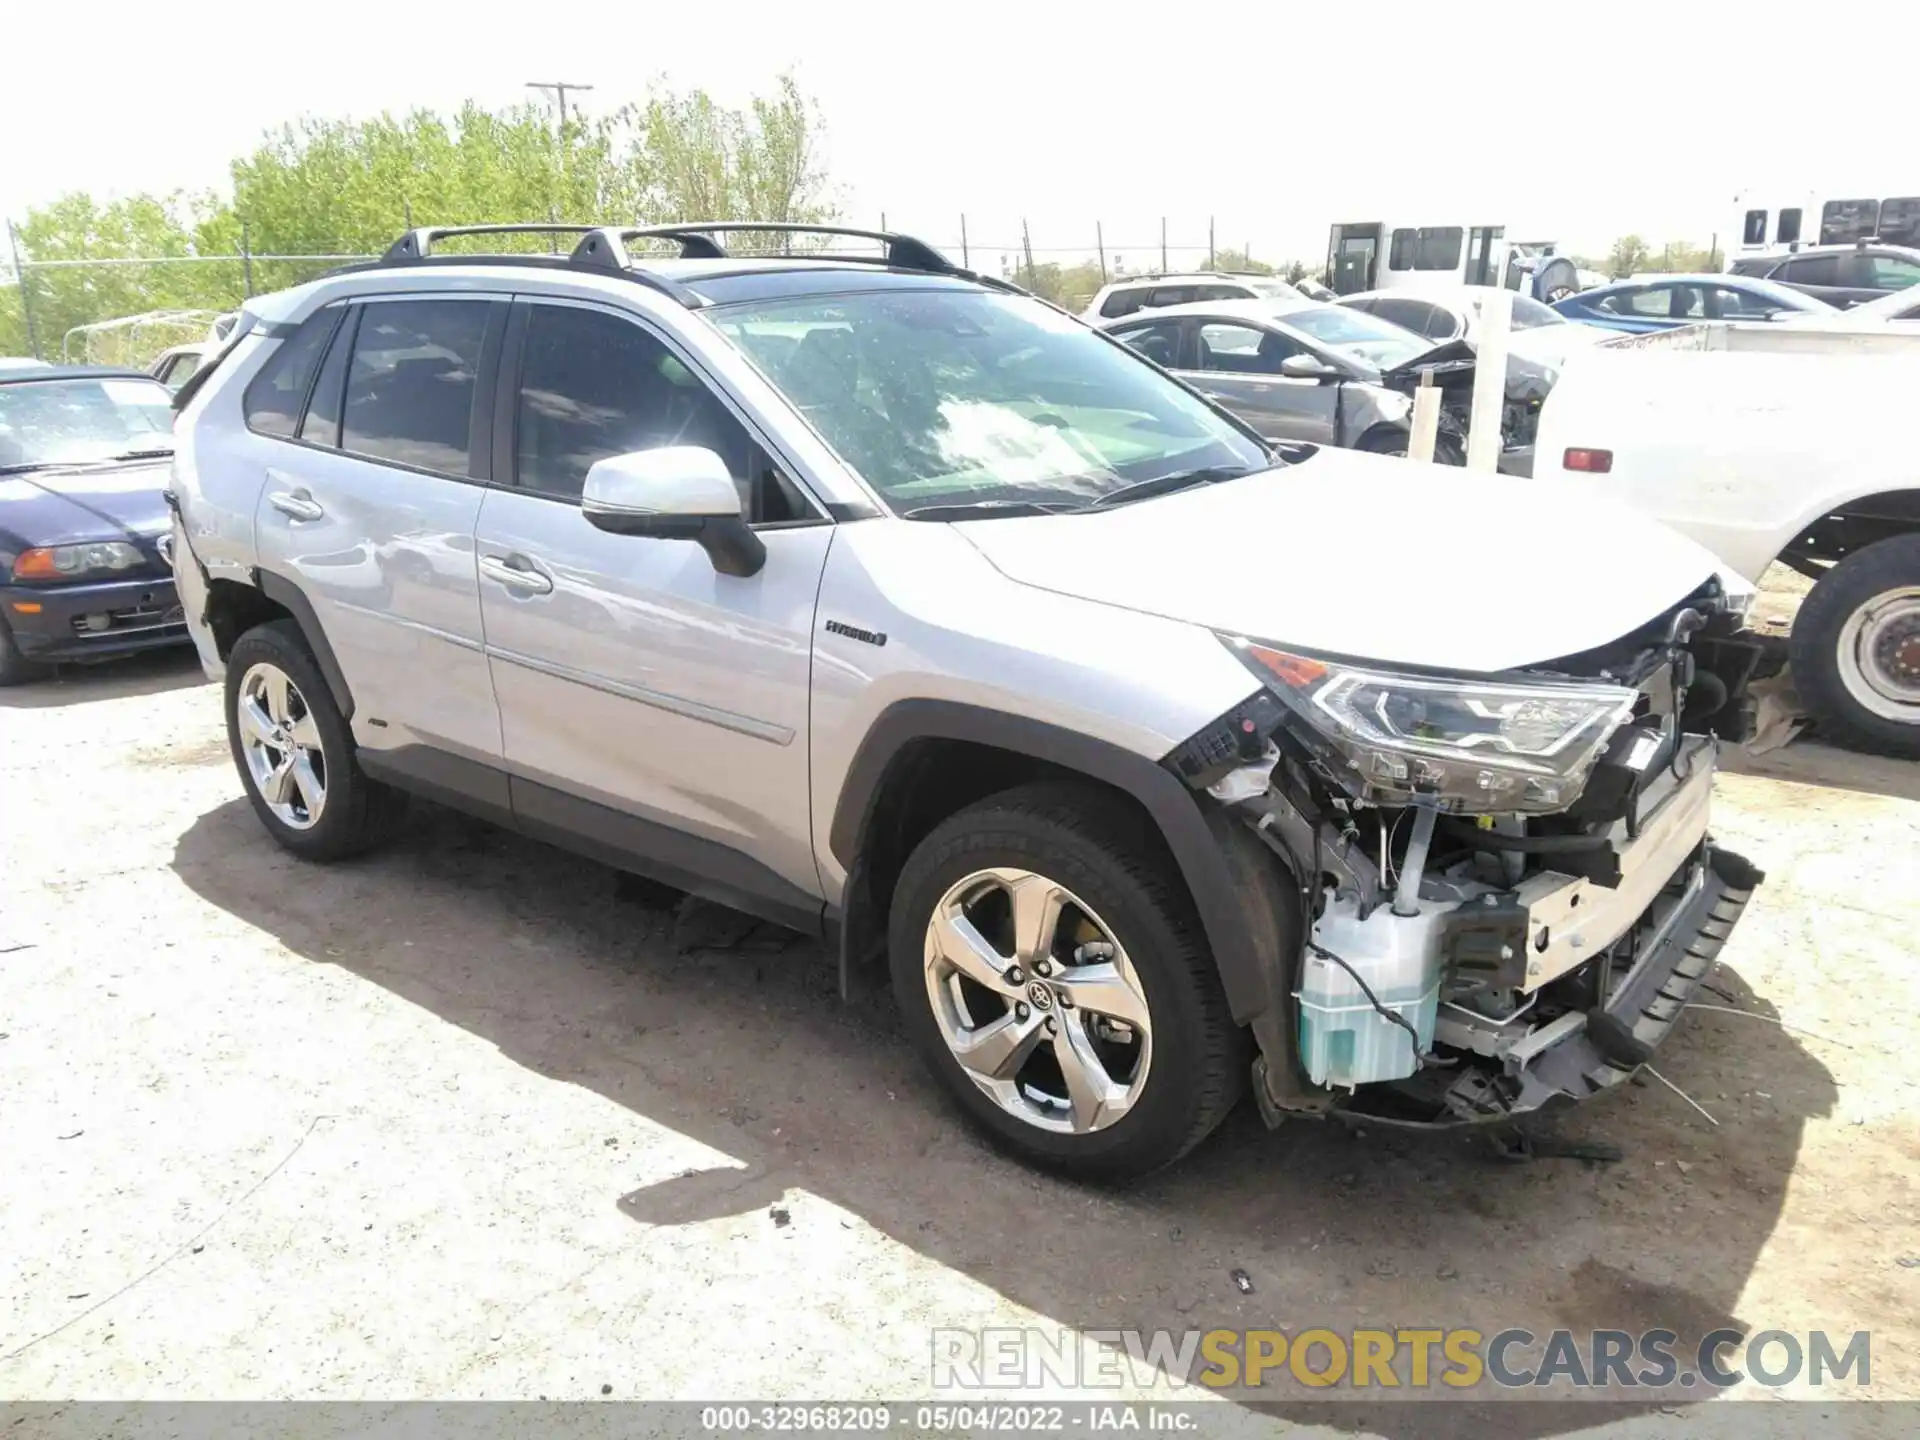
[1790,535,1920,758]
[224,619,406,859]
[1358,426,1465,467]
[888,782,1248,1180]
[0,615,50,687]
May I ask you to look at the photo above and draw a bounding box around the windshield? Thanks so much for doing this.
[707,289,1270,512]
[1277,305,1430,369]
[0,376,174,470]
[1248,280,1301,299]
[1467,292,1563,329]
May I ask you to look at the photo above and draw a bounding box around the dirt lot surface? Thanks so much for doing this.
[2,637,1916,1437]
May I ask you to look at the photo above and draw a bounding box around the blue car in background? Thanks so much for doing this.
[1552,274,1837,332]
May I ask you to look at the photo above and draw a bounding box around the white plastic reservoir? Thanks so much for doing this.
[1297,891,1446,1089]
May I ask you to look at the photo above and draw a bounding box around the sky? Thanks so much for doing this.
[5,1,1919,270]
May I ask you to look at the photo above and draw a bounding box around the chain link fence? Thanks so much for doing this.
[2,216,1319,366]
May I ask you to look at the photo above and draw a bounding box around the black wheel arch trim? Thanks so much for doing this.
[251,567,355,722]
[829,698,1286,1025]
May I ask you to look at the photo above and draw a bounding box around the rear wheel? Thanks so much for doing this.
[888,783,1246,1179]
[224,620,406,859]
[1790,535,1920,758]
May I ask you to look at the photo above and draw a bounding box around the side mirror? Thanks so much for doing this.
[1279,353,1338,380]
[581,446,766,578]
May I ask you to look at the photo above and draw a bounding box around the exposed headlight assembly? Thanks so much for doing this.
[1224,638,1637,813]
[12,541,147,582]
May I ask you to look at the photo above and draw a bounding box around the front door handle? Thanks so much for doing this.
[268,489,324,523]
[480,553,554,595]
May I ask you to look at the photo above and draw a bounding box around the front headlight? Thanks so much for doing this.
[1225,637,1637,813]
[12,541,146,582]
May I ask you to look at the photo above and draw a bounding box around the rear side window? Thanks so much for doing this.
[1869,254,1920,289]
[1098,288,1147,319]
[1192,284,1250,302]
[242,308,342,438]
[1147,286,1196,307]
[341,301,489,475]
[1779,254,1843,286]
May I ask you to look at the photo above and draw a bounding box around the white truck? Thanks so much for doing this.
[1534,323,1920,756]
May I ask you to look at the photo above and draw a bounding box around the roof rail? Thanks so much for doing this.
[381,224,616,262]
[569,222,959,276]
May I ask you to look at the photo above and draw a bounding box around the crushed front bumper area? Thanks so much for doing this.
[1352,840,1763,1128]
[1,575,186,662]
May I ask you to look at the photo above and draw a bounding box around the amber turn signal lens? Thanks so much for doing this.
[1246,645,1329,689]
[11,548,61,580]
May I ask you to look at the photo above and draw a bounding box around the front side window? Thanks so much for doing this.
[708,289,1269,513]
[1869,254,1920,289]
[1197,322,1299,373]
[1711,285,1788,319]
[512,303,805,522]
[1604,286,1684,318]
[1820,199,1880,244]
[1496,294,1564,330]
[340,300,489,475]
[1110,320,1183,369]
[243,307,341,438]
[0,376,174,470]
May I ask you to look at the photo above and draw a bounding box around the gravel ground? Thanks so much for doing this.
[2,639,1916,1437]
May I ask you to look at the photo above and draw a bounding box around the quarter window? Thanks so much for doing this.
[340,301,489,475]
[1869,255,1920,289]
[513,303,806,522]
[242,308,341,438]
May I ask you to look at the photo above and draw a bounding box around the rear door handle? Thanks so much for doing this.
[267,489,324,523]
[480,553,554,595]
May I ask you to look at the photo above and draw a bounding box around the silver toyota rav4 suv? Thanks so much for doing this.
[168,222,1766,1178]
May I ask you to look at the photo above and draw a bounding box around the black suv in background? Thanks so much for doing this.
[1730,242,1920,308]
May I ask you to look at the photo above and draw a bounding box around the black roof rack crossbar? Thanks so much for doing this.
[569,223,959,276]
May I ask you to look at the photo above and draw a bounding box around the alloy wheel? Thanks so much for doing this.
[922,867,1153,1134]
[236,661,328,830]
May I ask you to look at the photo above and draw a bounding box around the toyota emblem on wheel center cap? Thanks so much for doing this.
[1026,981,1054,1011]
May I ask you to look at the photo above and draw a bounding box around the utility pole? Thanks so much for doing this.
[526,80,594,133]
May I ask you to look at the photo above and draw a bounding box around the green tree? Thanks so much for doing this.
[1606,234,1652,278]
[1207,247,1273,275]
[1,75,834,359]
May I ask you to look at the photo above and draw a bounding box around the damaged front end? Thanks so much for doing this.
[1377,338,1556,475]
[1168,579,1766,1129]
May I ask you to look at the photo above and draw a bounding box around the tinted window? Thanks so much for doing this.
[1777,208,1803,245]
[163,353,200,386]
[1779,254,1843,286]
[243,308,341,438]
[1110,321,1183,368]
[1742,209,1768,246]
[1389,229,1416,270]
[514,304,804,521]
[1147,286,1196,307]
[1197,322,1298,374]
[1371,297,1448,338]
[1098,288,1147,319]
[340,301,488,475]
[1880,199,1920,248]
[1417,227,1463,271]
[1820,199,1879,244]
[1711,286,1789,320]
[1729,257,1774,277]
[299,308,355,447]
[1869,254,1920,289]
[1192,284,1251,302]
[1605,285,1701,319]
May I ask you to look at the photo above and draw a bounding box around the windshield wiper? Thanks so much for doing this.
[1087,465,1257,509]
[108,446,175,462]
[902,499,1083,521]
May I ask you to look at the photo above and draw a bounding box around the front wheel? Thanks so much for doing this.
[888,783,1247,1179]
[1790,535,1920,758]
[0,615,49,687]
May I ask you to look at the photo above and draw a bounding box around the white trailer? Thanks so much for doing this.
[1325,222,1582,303]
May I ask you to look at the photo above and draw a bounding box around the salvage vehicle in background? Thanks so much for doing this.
[1730,189,1920,256]
[1080,271,1303,322]
[1338,286,1607,367]
[168,221,1763,1177]
[1103,297,1532,469]
[1536,323,1920,756]
[1552,275,1835,333]
[1727,242,1920,310]
[0,367,184,683]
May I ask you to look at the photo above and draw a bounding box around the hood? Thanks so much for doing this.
[954,452,1728,675]
[0,459,172,552]
[1377,338,1478,390]
[1507,324,1607,370]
